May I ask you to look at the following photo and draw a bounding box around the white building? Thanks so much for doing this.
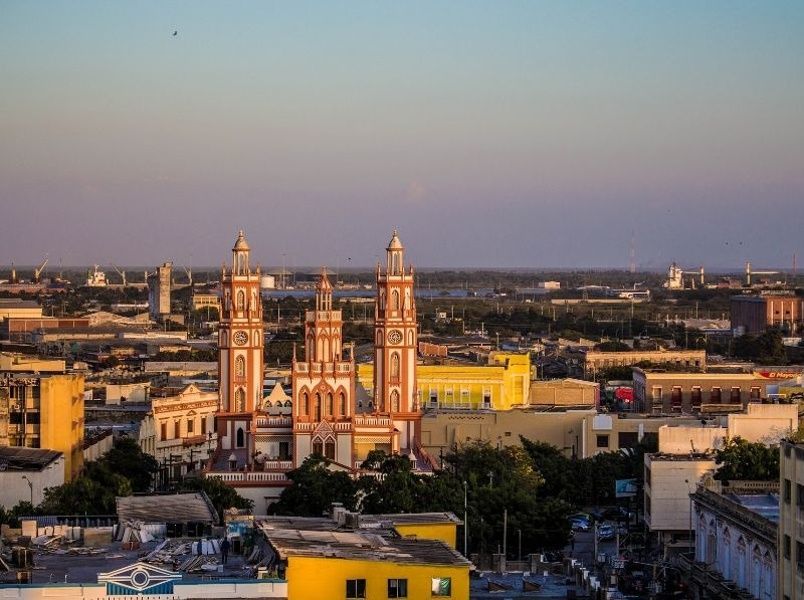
[0,447,64,507]
[686,477,777,600]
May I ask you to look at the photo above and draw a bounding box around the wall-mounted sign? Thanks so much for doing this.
[98,562,182,596]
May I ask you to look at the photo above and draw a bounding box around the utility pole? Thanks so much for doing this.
[463,481,469,557]
[503,509,508,560]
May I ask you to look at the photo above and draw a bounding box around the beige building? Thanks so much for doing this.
[192,292,221,312]
[529,378,599,408]
[633,368,768,413]
[779,441,804,600]
[105,381,150,405]
[148,262,172,321]
[0,353,65,373]
[138,384,219,474]
[576,348,706,378]
[420,409,709,460]
[644,403,796,549]
[644,453,715,545]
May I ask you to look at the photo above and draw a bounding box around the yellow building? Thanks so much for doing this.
[358,352,532,411]
[257,511,470,600]
[1,373,84,480]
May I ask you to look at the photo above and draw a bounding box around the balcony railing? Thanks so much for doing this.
[256,416,293,427]
[353,415,391,427]
[205,471,288,483]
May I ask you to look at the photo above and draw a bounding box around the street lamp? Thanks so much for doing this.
[21,475,33,505]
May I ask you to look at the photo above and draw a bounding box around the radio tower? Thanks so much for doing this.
[629,232,636,274]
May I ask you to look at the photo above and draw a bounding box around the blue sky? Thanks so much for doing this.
[1,1,802,268]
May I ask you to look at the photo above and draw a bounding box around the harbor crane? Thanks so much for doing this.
[111,264,127,286]
[33,255,49,283]
[745,262,778,286]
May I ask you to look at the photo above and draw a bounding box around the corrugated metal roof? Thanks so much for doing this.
[116,493,217,524]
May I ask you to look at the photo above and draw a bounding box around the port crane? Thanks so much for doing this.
[111,264,127,286]
[33,255,49,283]
[745,262,778,286]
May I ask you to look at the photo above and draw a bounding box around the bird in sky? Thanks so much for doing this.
[172,30,178,36]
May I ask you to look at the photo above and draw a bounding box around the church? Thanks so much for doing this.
[206,230,429,510]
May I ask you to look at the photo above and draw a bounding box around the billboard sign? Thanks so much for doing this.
[615,478,638,498]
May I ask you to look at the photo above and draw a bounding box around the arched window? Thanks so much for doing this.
[339,392,347,416]
[326,393,333,417]
[722,529,732,580]
[325,439,336,460]
[236,427,245,448]
[392,289,400,311]
[391,353,400,378]
[234,388,246,412]
[236,290,245,311]
[312,438,323,456]
[314,393,322,421]
[235,355,245,378]
[391,389,400,412]
[301,392,309,416]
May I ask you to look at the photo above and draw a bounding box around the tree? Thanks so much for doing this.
[100,437,159,492]
[39,470,131,514]
[445,442,571,553]
[714,437,779,481]
[269,455,357,516]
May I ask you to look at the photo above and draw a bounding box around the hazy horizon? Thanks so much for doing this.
[2,2,802,269]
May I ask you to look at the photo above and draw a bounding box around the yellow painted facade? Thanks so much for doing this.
[357,352,532,411]
[286,556,469,600]
[39,375,85,480]
[394,522,457,549]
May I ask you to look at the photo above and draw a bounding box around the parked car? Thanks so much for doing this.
[569,517,591,532]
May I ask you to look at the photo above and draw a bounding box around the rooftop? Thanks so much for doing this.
[726,493,780,524]
[116,493,218,525]
[0,446,62,471]
[258,521,470,567]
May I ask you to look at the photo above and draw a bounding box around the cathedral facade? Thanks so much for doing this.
[207,230,425,510]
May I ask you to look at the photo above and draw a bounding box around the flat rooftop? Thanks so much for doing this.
[5,539,250,585]
[727,493,780,524]
[258,523,470,567]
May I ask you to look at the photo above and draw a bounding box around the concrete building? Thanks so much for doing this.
[0,372,84,480]
[138,383,219,475]
[191,292,221,312]
[644,403,795,552]
[0,446,64,507]
[684,477,778,600]
[632,368,768,414]
[0,353,66,373]
[148,262,172,321]
[573,348,706,379]
[0,299,42,321]
[643,453,716,547]
[105,381,150,405]
[779,440,804,600]
[731,293,804,335]
[529,378,599,408]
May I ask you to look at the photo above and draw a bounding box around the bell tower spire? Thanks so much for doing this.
[374,230,419,454]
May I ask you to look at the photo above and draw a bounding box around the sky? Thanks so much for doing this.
[1,1,802,270]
